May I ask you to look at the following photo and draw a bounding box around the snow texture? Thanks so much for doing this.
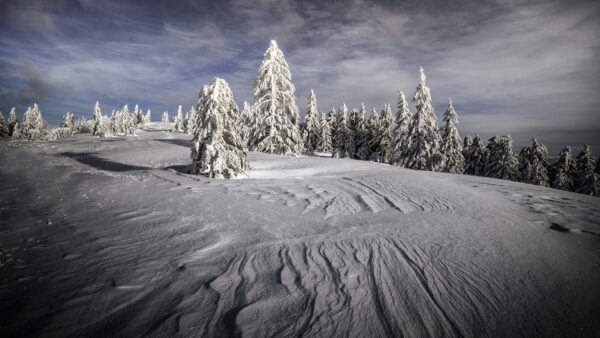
[1,126,599,337]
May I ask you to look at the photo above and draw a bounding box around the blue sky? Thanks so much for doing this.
[1,0,599,155]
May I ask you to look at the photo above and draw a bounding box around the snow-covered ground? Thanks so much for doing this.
[1,123,599,337]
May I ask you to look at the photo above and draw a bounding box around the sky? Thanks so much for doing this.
[0,0,599,155]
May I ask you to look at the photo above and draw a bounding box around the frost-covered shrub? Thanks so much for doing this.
[191,77,249,179]
[162,111,169,123]
[74,117,93,134]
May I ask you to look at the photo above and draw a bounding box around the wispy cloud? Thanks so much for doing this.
[0,0,598,154]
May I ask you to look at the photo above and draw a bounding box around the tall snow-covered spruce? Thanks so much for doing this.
[162,112,169,123]
[550,146,576,191]
[190,78,249,179]
[7,108,17,136]
[302,89,320,154]
[253,40,303,155]
[317,112,332,153]
[391,91,412,166]
[484,136,520,181]
[519,139,549,187]
[440,98,464,173]
[401,67,443,171]
[173,105,185,132]
[332,104,349,158]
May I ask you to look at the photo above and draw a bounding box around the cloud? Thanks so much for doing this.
[0,0,598,152]
[0,63,57,106]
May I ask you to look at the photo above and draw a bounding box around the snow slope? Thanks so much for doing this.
[1,123,599,337]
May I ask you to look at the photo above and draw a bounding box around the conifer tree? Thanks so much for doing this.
[134,104,144,124]
[367,108,381,160]
[376,104,395,163]
[464,135,486,176]
[317,112,332,153]
[550,146,576,191]
[92,101,102,124]
[302,89,320,154]
[173,105,185,132]
[61,112,75,131]
[484,135,520,181]
[162,111,169,123]
[391,91,412,166]
[401,67,444,171]
[20,104,46,140]
[462,135,473,170]
[253,40,303,155]
[0,112,8,137]
[575,145,598,195]
[332,104,349,158]
[518,138,549,187]
[190,78,249,178]
[354,104,370,160]
[7,107,17,136]
[144,109,151,124]
[237,101,254,148]
[440,98,464,173]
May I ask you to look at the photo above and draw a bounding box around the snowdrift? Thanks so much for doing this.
[1,124,599,337]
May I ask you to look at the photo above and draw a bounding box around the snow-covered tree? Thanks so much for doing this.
[0,112,8,137]
[462,135,473,169]
[550,146,576,191]
[518,139,549,187]
[484,135,520,181]
[367,108,381,159]
[7,108,17,136]
[112,105,135,135]
[439,98,464,173]
[236,101,254,147]
[317,112,332,153]
[575,145,598,195]
[134,104,144,125]
[401,68,444,171]
[302,89,320,154]
[173,105,185,132]
[354,104,370,160]
[374,104,395,163]
[19,104,46,140]
[61,112,75,131]
[332,104,349,158]
[11,122,22,140]
[253,40,303,155]
[191,77,249,179]
[161,111,169,123]
[144,109,151,124]
[390,91,412,166]
[464,135,486,176]
[92,101,102,124]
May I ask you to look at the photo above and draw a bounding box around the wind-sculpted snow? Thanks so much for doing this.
[193,236,509,337]
[1,125,599,337]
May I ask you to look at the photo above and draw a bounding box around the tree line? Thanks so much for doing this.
[1,40,598,195]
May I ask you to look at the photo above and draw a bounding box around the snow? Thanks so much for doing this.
[1,124,599,336]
